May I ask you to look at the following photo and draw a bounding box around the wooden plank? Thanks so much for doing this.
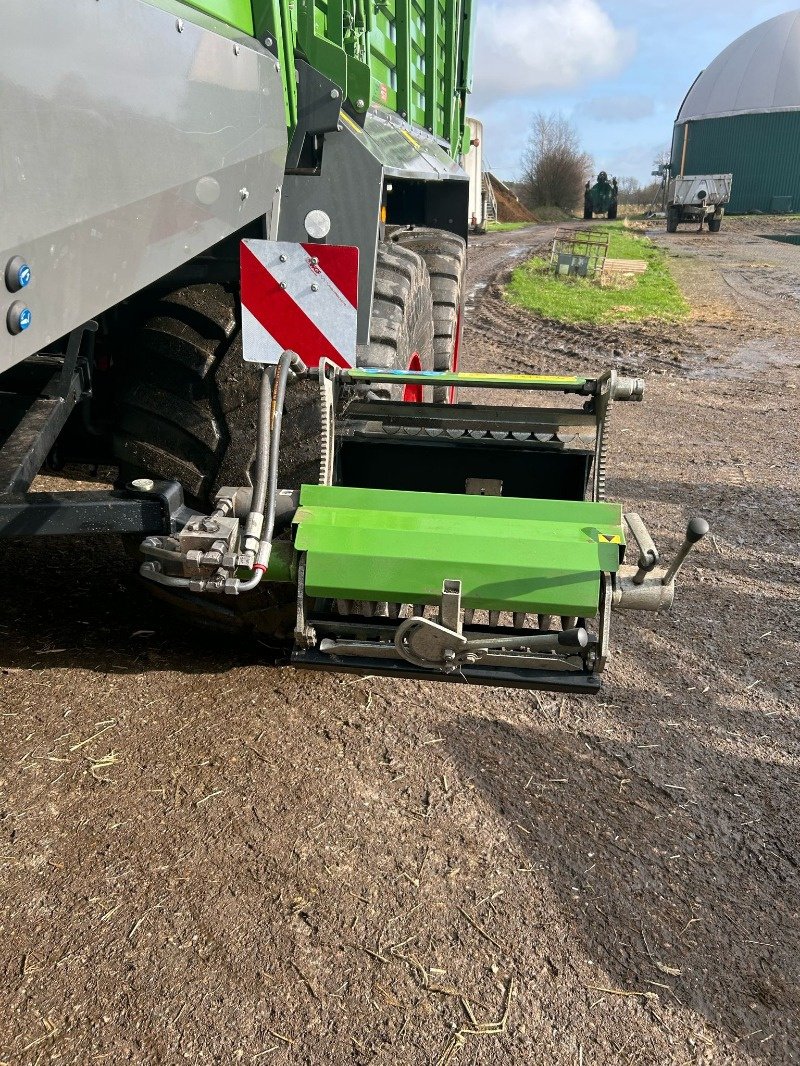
[602,258,648,275]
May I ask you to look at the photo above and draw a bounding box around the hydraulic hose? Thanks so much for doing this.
[241,365,275,559]
[237,349,303,592]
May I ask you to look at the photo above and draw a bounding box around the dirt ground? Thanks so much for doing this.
[2,218,799,1065]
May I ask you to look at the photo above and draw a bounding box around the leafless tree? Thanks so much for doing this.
[617,176,662,207]
[519,112,592,212]
[617,176,642,206]
[653,147,672,172]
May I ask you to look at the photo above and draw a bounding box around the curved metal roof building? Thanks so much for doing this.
[672,11,800,213]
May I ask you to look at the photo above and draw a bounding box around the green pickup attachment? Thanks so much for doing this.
[287,366,648,692]
[294,485,624,618]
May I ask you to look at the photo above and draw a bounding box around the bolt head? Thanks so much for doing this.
[330,88,340,99]
[303,209,332,240]
[176,17,183,31]
[239,187,249,201]
[355,98,365,109]
[233,42,240,55]
[311,283,319,292]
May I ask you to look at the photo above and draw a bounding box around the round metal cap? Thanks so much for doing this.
[7,302,32,335]
[304,209,332,240]
[5,256,31,293]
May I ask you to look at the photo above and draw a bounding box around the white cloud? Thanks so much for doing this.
[583,94,654,122]
[471,0,636,105]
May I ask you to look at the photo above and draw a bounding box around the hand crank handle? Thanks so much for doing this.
[662,517,710,585]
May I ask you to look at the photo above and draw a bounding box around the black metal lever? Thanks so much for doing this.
[662,517,710,585]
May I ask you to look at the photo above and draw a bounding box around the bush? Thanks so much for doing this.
[520,112,592,213]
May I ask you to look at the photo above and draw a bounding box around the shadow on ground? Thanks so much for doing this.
[442,714,800,1061]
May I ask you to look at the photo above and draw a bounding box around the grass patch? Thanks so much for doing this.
[506,222,689,325]
[485,221,534,232]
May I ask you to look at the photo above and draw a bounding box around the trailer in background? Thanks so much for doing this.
[667,174,733,232]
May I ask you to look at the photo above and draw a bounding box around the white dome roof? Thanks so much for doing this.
[678,10,800,122]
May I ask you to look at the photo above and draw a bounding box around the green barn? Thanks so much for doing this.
[671,10,800,214]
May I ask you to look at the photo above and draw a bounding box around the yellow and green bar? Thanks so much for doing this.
[343,368,594,392]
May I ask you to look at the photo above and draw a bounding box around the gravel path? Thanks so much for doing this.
[1,220,798,1065]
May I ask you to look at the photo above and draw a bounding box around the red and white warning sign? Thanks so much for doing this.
[240,240,359,367]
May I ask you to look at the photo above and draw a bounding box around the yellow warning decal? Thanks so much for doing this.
[401,129,421,149]
[339,112,364,137]
[599,534,623,543]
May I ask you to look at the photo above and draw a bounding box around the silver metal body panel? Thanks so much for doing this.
[1,0,287,373]
[359,108,468,182]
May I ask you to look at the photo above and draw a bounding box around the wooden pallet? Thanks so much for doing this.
[602,258,648,275]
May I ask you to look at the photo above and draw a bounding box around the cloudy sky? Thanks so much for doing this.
[470,1,797,183]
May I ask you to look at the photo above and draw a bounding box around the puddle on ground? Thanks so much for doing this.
[466,280,488,304]
[688,336,800,379]
[759,233,800,246]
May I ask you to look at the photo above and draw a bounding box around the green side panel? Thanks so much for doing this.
[175,0,471,151]
[252,0,298,129]
[673,111,800,214]
[294,486,624,617]
[179,0,255,33]
[366,0,469,150]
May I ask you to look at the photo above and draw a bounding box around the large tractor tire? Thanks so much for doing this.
[387,227,466,386]
[666,206,680,233]
[708,215,722,233]
[111,242,434,509]
[607,203,618,221]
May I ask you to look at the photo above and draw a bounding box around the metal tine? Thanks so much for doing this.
[337,599,353,616]
[513,612,527,630]
[362,601,375,618]
[373,601,388,618]
[488,610,501,627]
[463,608,475,626]
[538,614,553,631]
[561,616,578,630]
[387,602,401,619]
[413,603,425,619]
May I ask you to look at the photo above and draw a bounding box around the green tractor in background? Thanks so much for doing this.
[584,171,619,220]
